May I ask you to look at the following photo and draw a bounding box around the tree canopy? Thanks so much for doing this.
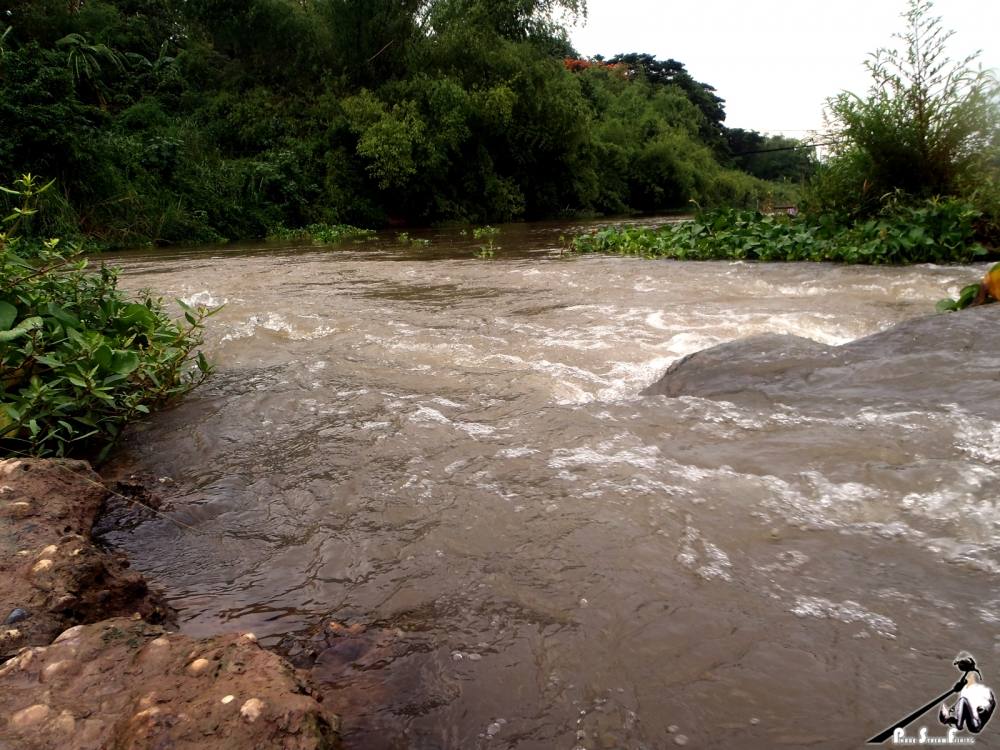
[0,0,804,244]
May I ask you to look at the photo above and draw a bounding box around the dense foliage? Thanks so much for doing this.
[576,1,999,266]
[573,199,990,264]
[813,0,999,230]
[0,175,215,459]
[0,0,804,245]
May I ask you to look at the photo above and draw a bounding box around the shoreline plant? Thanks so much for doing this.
[1,175,216,460]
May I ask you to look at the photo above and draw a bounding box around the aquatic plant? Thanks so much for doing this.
[937,262,1000,311]
[396,232,430,247]
[0,175,217,459]
[473,226,500,259]
[268,223,375,244]
[572,199,989,265]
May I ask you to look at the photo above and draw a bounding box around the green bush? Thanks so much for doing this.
[0,175,216,460]
[816,0,999,222]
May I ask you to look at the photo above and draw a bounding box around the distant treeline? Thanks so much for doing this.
[0,0,812,245]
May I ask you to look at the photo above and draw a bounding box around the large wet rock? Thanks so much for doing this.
[643,305,1000,418]
[0,459,172,659]
[0,617,338,749]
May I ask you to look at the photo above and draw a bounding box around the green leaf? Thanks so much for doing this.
[0,301,16,331]
[110,350,140,375]
[46,302,81,329]
[94,344,113,370]
[0,316,43,342]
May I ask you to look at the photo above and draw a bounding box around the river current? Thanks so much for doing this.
[105,221,999,749]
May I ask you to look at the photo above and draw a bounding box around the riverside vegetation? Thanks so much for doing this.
[0,0,806,247]
[2,0,998,463]
[573,1,1000,267]
[0,175,215,459]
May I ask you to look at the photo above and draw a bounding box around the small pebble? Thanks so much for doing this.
[186,658,211,676]
[452,651,464,661]
[5,608,29,625]
[221,695,235,705]
[31,559,54,575]
[750,717,760,726]
[11,704,51,729]
[579,598,589,607]
[467,653,482,661]
[667,724,679,733]
[674,734,689,746]
[486,722,502,737]
[240,698,264,723]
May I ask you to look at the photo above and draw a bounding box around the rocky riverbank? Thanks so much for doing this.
[0,459,339,749]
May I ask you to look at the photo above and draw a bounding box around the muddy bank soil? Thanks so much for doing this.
[0,459,339,750]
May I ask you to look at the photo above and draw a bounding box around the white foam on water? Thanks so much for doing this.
[645,311,670,330]
[180,290,228,308]
[677,521,733,582]
[431,397,464,409]
[790,596,897,638]
[409,406,497,438]
[954,416,1000,463]
[497,447,539,459]
[596,356,679,402]
[221,312,335,342]
[549,443,661,471]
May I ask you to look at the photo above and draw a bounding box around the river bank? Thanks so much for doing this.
[0,459,340,749]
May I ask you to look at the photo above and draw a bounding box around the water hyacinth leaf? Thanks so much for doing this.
[957,284,981,307]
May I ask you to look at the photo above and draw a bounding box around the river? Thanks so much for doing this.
[103,221,999,749]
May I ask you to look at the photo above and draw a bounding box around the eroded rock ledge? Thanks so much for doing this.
[0,459,339,749]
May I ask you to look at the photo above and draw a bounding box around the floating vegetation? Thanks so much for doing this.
[572,201,990,265]
[268,224,375,245]
[473,226,499,259]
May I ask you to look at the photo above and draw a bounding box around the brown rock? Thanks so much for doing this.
[0,460,340,749]
[0,619,338,749]
[0,459,172,657]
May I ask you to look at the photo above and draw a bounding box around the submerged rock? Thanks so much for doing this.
[642,305,1000,418]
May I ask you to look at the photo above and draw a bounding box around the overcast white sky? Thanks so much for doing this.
[569,0,999,139]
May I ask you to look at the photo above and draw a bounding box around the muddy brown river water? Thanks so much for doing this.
[104,221,999,749]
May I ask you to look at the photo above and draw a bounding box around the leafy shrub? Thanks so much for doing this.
[0,175,216,460]
[816,0,999,222]
[572,198,990,265]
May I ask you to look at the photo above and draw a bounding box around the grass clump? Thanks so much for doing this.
[1,175,216,460]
